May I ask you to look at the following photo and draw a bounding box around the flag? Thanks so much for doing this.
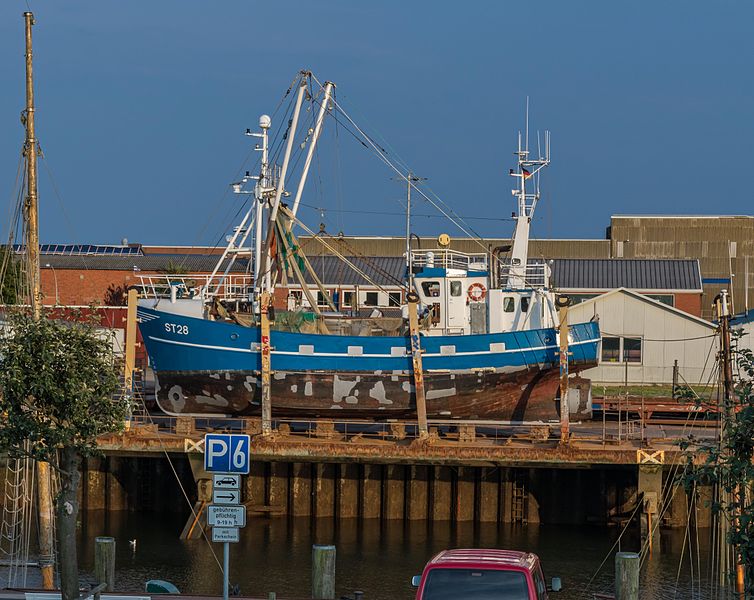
[521,166,532,179]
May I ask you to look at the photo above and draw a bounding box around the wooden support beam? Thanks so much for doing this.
[407,292,428,437]
[260,290,272,435]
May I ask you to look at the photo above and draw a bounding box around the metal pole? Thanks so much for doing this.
[406,172,412,289]
[223,542,229,600]
[24,12,55,590]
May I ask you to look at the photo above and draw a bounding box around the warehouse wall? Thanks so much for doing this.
[569,289,718,385]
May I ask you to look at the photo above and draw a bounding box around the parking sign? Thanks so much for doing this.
[204,434,250,474]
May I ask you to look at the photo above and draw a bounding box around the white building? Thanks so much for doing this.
[568,288,719,386]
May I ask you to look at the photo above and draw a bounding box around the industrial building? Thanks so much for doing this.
[568,288,718,386]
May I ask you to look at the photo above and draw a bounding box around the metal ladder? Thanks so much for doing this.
[511,470,528,524]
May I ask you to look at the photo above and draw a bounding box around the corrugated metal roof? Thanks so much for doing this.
[550,258,702,291]
[40,254,250,273]
[301,256,405,287]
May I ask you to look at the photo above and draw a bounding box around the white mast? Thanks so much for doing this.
[289,81,334,221]
[252,115,271,282]
[507,108,550,289]
[260,74,308,292]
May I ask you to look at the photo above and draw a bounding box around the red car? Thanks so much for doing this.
[411,548,562,599]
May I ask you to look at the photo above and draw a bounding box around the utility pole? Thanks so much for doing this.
[717,290,745,599]
[23,11,55,590]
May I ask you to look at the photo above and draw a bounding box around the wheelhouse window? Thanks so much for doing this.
[450,281,462,297]
[421,281,441,298]
[623,337,642,363]
[521,297,530,313]
[601,337,621,362]
[503,297,515,313]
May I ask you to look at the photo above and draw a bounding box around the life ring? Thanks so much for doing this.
[467,282,487,302]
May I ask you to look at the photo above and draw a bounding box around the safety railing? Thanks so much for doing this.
[411,249,489,272]
[136,274,254,302]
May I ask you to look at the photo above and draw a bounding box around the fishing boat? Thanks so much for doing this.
[136,71,600,421]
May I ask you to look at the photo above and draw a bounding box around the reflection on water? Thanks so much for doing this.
[4,510,716,599]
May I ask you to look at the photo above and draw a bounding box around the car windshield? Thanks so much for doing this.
[422,568,529,599]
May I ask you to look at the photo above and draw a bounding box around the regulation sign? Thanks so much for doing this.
[211,527,240,543]
[213,474,241,489]
[212,489,241,505]
[207,505,247,528]
[204,434,251,474]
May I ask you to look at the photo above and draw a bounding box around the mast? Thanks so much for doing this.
[24,12,41,318]
[254,115,271,282]
[23,11,55,590]
[507,113,550,289]
[289,81,334,221]
[259,74,308,293]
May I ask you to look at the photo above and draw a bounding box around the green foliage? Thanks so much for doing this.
[0,246,24,305]
[680,339,754,588]
[0,311,129,463]
[164,259,188,275]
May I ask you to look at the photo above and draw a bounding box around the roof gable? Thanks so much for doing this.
[571,287,716,329]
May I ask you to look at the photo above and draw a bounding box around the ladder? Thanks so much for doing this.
[511,470,528,524]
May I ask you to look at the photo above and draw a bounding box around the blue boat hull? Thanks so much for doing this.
[137,306,600,420]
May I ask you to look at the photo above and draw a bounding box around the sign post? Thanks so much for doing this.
[204,434,250,600]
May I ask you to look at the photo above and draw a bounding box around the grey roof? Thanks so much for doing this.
[302,256,405,287]
[549,258,702,291]
[40,254,250,273]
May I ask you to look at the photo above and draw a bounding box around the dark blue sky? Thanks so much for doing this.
[1,1,752,247]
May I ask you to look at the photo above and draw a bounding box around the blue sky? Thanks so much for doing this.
[1,1,752,247]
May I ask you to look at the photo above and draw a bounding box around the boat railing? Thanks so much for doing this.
[411,249,489,272]
[497,259,549,288]
[136,274,254,302]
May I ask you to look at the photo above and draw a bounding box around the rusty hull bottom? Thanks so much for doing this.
[155,365,588,421]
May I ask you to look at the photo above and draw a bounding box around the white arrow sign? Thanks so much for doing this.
[213,489,240,505]
[208,505,247,528]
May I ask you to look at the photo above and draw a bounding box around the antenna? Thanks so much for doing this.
[525,96,529,154]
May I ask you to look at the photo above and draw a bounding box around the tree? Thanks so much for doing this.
[680,341,754,595]
[0,246,24,305]
[0,312,129,600]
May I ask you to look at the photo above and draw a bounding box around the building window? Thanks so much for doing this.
[601,336,642,364]
[364,291,379,306]
[316,291,331,307]
[601,337,621,362]
[388,291,402,307]
[450,281,462,297]
[521,297,530,313]
[342,291,353,307]
[647,294,674,307]
[421,281,441,298]
[503,297,515,313]
[623,337,642,363]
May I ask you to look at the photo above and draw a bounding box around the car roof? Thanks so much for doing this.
[428,549,538,571]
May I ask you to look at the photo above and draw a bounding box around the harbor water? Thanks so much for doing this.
[3,510,717,599]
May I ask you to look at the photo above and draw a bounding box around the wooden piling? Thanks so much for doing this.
[312,544,336,599]
[94,536,116,591]
[614,551,639,600]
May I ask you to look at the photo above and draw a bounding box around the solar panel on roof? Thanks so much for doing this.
[33,244,143,256]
